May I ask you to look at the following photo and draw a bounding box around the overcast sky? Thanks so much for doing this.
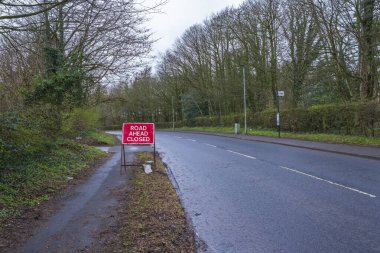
[145,0,244,61]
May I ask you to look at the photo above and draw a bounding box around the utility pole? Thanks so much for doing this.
[172,96,175,130]
[277,94,280,138]
[242,66,247,135]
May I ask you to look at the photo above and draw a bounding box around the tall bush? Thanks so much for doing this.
[0,112,47,169]
[62,106,101,136]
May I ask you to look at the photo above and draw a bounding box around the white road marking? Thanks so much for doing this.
[227,150,256,160]
[187,139,197,142]
[280,166,376,198]
[176,136,183,139]
[206,144,217,148]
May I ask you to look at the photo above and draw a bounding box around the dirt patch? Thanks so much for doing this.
[118,153,196,253]
[87,184,131,253]
[0,153,112,252]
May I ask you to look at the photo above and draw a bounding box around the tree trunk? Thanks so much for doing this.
[360,0,377,100]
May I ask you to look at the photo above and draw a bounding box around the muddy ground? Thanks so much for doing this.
[120,152,196,253]
[0,146,196,253]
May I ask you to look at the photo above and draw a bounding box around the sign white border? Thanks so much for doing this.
[122,123,155,145]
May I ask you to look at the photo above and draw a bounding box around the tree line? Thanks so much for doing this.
[103,0,379,127]
[0,0,163,135]
[0,0,164,169]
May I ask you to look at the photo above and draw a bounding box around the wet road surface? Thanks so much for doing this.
[156,131,380,253]
[18,143,150,253]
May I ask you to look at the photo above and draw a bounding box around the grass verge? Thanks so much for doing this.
[172,127,380,147]
[0,139,107,225]
[74,130,118,146]
[85,130,117,145]
[121,152,196,253]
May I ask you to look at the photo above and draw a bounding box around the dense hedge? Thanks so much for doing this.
[156,102,380,136]
[254,103,379,135]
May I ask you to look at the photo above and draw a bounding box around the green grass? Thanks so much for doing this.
[173,127,380,147]
[0,139,106,224]
[85,131,117,145]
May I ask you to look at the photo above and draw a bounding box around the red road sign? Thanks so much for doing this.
[122,123,155,145]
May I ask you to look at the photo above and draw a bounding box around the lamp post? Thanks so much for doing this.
[172,96,175,130]
[242,66,247,135]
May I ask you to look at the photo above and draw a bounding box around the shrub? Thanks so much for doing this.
[62,106,101,136]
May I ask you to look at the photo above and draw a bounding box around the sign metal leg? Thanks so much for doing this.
[153,142,156,170]
[121,123,156,171]
[121,144,127,174]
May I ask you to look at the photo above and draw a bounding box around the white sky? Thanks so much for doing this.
[145,0,244,62]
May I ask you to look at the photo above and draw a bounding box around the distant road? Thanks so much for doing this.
[156,131,380,253]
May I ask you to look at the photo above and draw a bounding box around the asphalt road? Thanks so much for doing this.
[156,131,380,253]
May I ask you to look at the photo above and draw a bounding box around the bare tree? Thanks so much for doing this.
[0,0,165,112]
[281,0,321,106]
[357,0,378,99]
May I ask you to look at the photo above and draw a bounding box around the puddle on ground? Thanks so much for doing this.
[95,146,111,152]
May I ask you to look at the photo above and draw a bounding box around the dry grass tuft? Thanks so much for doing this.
[121,152,196,253]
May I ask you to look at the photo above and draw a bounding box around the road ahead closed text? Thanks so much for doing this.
[122,123,155,145]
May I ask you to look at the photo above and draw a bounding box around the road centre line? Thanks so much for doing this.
[227,150,257,160]
[187,139,197,142]
[280,166,376,198]
[205,144,217,148]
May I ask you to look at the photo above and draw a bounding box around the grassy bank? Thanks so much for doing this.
[172,127,380,147]
[0,140,107,224]
[121,152,196,253]
[83,130,118,145]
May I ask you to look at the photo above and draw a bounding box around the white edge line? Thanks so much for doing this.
[227,150,256,160]
[206,144,217,148]
[280,166,376,198]
[187,139,197,142]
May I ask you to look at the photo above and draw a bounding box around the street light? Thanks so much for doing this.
[172,96,175,130]
[242,65,247,135]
